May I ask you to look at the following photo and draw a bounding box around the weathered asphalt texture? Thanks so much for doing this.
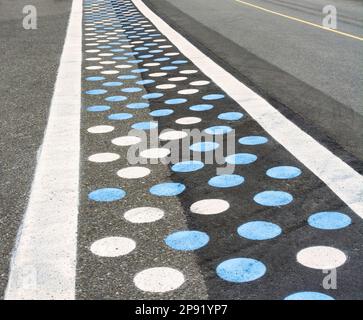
[0,0,72,298]
[145,0,363,172]
[77,0,363,299]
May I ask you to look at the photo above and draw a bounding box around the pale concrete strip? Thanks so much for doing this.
[5,0,82,300]
[133,0,363,218]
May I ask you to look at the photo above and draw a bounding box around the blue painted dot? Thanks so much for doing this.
[118,75,137,80]
[85,89,107,95]
[171,160,204,173]
[239,136,268,145]
[132,121,158,130]
[136,79,155,85]
[139,54,154,58]
[111,49,125,53]
[208,174,244,188]
[112,56,128,60]
[121,87,142,93]
[142,92,164,99]
[237,221,282,240]
[254,191,293,206]
[161,66,178,71]
[202,94,225,100]
[135,46,148,51]
[165,98,187,105]
[171,60,188,64]
[149,109,174,117]
[132,68,149,73]
[102,81,123,87]
[165,231,209,251]
[86,105,110,112]
[86,76,105,81]
[189,104,214,112]
[108,113,133,120]
[284,292,334,300]
[150,182,186,196]
[266,166,301,179]
[155,57,169,62]
[225,153,257,165]
[128,59,143,64]
[127,102,150,109]
[216,258,266,283]
[204,126,233,135]
[88,188,126,202]
[308,211,351,230]
[190,142,219,152]
[218,112,243,121]
[105,95,128,102]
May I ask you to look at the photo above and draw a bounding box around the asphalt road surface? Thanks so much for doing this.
[0,0,72,298]
[145,0,363,168]
[1,0,362,300]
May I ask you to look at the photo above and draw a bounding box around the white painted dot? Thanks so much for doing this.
[144,62,160,67]
[180,69,198,74]
[190,80,210,86]
[121,44,134,48]
[112,136,142,146]
[175,117,202,125]
[159,45,172,49]
[159,130,188,141]
[297,246,347,270]
[86,65,103,70]
[116,64,132,69]
[190,199,230,215]
[98,53,114,57]
[153,39,167,42]
[168,77,187,82]
[124,207,164,223]
[101,70,119,75]
[156,84,176,90]
[99,60,116,65]
[140,148,170,159]
[117,166,151,179]
[134,267,185,293]
[86,57,102,61]
[164,52,179,56]
[86,49,100,53]
[149,72,167,77]
[88,152,120,163]
[90,237,136,257]
[178,89,199,95]
[87,125,114,134]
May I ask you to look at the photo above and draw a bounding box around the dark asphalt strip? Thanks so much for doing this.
[0,0,72,298]
[144,0,363,174]
[76,0,363,299]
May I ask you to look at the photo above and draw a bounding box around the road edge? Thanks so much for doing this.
[5,0,82,300]
[133,0,363,218]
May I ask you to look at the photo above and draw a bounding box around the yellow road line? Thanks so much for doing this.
[234,0,363,41]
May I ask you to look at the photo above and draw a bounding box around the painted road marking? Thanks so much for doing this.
[133,0,363,219]
[79,0,362,299]
[234,0,363,41]
[5,0,362,300]
[5,0,82,299]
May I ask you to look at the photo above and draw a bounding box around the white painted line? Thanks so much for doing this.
[133,0,363,218]
[5,0,82,300]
